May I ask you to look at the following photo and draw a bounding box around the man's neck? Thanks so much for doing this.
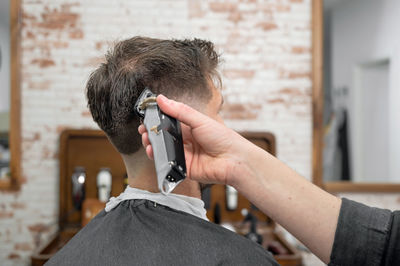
[123,153,201,199]
[127,164,159,193]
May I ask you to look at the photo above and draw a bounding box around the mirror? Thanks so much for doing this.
[0,0,11,183]
[312,0,400,191]
[0,0,21,190]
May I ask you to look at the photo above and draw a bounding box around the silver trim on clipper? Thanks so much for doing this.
[135,89,187,194]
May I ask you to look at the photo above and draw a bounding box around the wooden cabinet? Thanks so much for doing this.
[31,130,301,265]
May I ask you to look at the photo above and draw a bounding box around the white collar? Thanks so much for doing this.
[105,186,208,221]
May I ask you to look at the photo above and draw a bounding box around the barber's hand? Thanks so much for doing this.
[138,95,249,186]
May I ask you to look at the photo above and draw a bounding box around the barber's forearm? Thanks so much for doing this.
[229,142,341,264]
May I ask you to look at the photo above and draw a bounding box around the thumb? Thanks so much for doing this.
[156,94,209,129]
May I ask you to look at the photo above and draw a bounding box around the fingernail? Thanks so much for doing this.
[158,94,169,102]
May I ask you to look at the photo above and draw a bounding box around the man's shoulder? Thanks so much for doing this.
[193,219,278,265]
[46,199,278,266]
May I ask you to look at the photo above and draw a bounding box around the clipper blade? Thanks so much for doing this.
[135,88,187,194]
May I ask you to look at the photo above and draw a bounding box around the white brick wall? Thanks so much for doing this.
[4,1,398,266]
[6,0,312,264]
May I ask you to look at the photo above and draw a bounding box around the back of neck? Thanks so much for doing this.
[123,151,201,199]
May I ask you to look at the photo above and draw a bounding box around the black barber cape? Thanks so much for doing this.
[46,199,278,266]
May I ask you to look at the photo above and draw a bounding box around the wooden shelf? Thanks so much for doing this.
[0,178,12,190]
[325,182,400,193]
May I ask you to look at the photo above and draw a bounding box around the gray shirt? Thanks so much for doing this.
[329,198,400,266]
[105,186,209,221]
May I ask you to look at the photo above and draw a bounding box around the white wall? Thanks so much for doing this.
[331,0,400,182]
[357,61,390,181]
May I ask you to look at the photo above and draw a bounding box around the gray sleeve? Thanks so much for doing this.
[329,198,392,266]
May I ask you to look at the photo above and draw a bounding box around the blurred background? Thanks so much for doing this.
[0,0,399,265]
[323,0,400,184]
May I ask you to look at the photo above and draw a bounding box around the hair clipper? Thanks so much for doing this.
[135,88,187,194]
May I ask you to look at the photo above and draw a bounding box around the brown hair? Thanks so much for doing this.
[86,37,220,154]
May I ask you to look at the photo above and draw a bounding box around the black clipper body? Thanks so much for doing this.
[135,88,187,194]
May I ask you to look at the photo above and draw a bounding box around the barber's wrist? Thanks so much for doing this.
[227,135,265,189]
[230,142,277,198]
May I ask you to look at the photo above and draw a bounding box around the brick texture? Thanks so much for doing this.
[1,0,315,265]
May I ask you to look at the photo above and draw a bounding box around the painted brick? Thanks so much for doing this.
[6,1,394,266]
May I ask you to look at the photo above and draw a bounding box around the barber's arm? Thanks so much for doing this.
[139,94,341,264]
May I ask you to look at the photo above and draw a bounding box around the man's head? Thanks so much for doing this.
[86,36,222,154]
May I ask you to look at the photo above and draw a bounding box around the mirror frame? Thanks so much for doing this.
[0,0,21,191]
[311,0,400,192]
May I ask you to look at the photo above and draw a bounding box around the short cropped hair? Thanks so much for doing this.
[86,36,220,154]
